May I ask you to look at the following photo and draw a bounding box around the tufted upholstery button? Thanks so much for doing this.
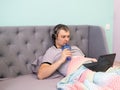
[40,39,44,43]
[24,40,29,45]
[33,49,37,54]
[7,41,12,46]
[16,51,21,56]
[32,29,36,34]
[17,72,22,76]
[25,60,29,64]
[0,52,4,57]
[81,36,83,40]
[8,62,13,67]
[15,30,20,35]
[48,28,51,33]
[75,28,78,32]
[70,36,73,40]
[0,31,2,34]
[0,74,5,78]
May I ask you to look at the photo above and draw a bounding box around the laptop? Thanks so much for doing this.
[83,53,116,72]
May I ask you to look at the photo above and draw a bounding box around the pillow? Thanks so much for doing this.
[31,56,43,74]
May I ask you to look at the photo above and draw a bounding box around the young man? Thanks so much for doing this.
[37,24,95,79]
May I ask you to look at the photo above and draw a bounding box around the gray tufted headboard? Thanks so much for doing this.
[0,25,109,78]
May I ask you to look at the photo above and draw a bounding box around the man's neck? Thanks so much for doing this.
[54,44,61,49]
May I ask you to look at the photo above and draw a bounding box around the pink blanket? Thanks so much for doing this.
[57,56,120,90]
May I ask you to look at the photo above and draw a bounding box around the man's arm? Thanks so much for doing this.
[37,58,64,80]
[37,49,71,79]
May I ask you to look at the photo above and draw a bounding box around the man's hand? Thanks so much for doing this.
[83,57,97,63]
[60,49,72,63]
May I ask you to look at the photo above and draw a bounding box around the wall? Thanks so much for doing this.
[113,0,120,61]
[0,0,113,52]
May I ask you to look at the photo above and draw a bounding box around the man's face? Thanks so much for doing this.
[55,29,70,48]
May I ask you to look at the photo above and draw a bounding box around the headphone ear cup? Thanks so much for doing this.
[52,34,56,40]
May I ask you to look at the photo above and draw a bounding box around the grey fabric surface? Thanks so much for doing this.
[0,74,63,90]
[88,26,109,59]
[0,25,109,90]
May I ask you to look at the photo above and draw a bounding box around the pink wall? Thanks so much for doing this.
[113,0,120,61]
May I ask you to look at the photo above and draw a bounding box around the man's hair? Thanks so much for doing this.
[52,24,70,44]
